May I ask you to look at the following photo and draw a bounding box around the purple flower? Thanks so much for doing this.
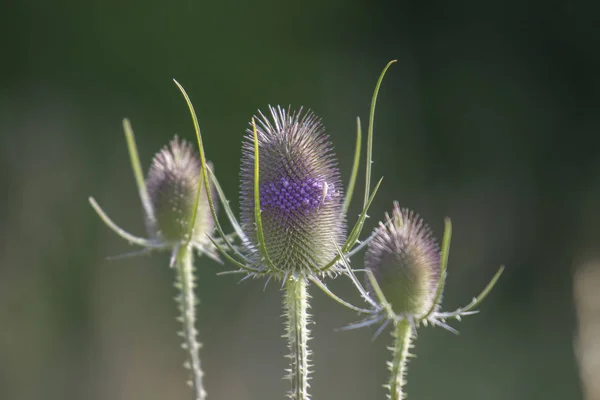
[365,202,441,317]
[239,106,346,275]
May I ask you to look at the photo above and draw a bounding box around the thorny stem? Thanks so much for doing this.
[175,245,207,400]
[387,319,413,400]
[284,276,311,400]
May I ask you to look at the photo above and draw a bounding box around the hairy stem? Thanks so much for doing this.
[387,319,413,400]
[284,275,311,400]
[175,245,207,400]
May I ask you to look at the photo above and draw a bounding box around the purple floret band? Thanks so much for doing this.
[259,176,334,214]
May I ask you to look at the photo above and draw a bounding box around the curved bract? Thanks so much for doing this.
[240,106,346,276]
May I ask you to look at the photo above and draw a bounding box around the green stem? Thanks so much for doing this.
[175,245,207,400]
[388,319,413,400]
[284,276,311,400]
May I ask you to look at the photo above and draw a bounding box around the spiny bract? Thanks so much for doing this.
[365,202,441,317]
[240,106,346,276]
[146,136,215,245]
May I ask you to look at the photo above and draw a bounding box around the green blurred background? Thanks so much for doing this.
[2,0,598,399]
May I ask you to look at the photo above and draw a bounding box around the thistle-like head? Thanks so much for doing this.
[365,202,441,318]
[239,106,346,276]
[146,136,215,245]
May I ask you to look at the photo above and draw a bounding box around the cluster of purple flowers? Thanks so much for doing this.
[259,176,334,214]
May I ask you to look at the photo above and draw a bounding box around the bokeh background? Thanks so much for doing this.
[2,0,599,399]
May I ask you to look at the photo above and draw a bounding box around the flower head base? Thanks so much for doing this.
[240,106,346,276]
[365,202,441,318]
[146,136,215,246]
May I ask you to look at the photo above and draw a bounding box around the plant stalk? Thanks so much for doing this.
[388,319,413,400]
[175,245,207,400]
[284,275,311,400]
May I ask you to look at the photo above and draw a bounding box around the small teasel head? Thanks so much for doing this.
[239,106,346,276]
[146,136,215,245]
[365,202,441,318]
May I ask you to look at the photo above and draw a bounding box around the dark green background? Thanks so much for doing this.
[2,0,598,399]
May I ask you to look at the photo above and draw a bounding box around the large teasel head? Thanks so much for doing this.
[239,106,346,276]
[146,136,215,246]
[365,202,441,318]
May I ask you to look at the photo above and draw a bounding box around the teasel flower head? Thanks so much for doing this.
[89,113,219,400]
[355,201,504,400]
[365,202,441,318]
[346,200,504,337]
[88,118,221,264]
[239,106,346,277]
[146,136,215,246]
